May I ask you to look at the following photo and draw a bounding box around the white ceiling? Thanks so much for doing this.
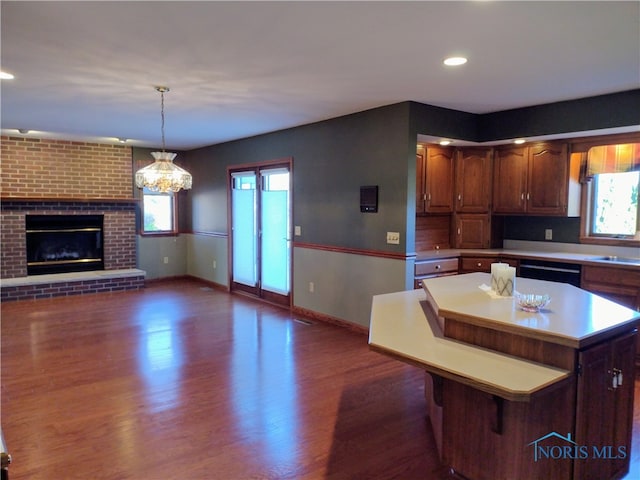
[1,1,639,150]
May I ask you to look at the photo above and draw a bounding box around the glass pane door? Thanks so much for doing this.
[231,172,257,288]
[230,163,291,306]
[260,168,290,296]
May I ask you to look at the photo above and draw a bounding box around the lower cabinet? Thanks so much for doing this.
[459,256,519,274]
[581,265,640,365]
[414,258,458,288]
[574,331,636,480]
[425,323,636,480]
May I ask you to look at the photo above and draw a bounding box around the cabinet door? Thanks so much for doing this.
[609,332,636,480]
[455,148,492,213]
[574,340,614,480]
[575,331,636,480]
[454,214,490,249]
[416,144,427,214]
[492,146,527,213]
[425,146,454,213]
[527,142,569,215]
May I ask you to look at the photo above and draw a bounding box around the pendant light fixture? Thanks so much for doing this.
[135,86,192,193]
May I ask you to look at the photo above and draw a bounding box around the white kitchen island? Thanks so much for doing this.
[369,273,640,480]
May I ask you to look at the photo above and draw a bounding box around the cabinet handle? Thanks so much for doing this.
[435,264,441,270]
[427,193,432,201]
[527,192,530,201]
[521,193,525,201]
[477,262,482,267]
[423,193,427,201]
[458,194,462,202]
[614,368,623,387]
[457,228,461,235]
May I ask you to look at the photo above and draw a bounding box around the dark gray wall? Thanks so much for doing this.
[478,90,640,141]
[183,102,414,254]
[143,89,639,256]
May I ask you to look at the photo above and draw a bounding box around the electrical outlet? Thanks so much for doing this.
[309,282,315,293]
[545,229,553,240]
[163,256,169,264]
[294,225,302,236]
[213,260,217,269]
[386,231,400,244]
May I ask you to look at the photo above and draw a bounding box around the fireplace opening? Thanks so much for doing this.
[26,215,104,275]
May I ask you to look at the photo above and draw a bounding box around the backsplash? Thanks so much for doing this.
[503,216,581,244]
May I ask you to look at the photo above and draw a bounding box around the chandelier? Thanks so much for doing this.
[135,86,192,193]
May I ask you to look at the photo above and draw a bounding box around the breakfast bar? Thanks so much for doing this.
[369,273,640,480]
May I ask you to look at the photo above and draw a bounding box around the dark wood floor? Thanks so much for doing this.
[1,278,639,479]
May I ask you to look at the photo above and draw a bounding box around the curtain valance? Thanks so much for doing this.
[585,143,640,177]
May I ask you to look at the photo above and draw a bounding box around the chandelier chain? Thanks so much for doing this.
[160,89,166,152]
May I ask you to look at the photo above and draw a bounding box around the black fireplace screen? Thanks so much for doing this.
[26,215,104,275]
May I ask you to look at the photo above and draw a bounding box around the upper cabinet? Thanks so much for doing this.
[454,147,492,213]
[416,144,454,214]
[493,142,580,216]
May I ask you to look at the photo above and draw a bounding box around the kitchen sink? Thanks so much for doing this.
[590,256,640,264]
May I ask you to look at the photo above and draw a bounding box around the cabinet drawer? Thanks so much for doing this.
[582,266,640,288]
[415,258,458,276]
[460,256,495,273]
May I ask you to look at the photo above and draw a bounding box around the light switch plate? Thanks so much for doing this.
[386,231,400,244]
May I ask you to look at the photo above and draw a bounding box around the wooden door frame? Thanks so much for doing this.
[227,157,293,308]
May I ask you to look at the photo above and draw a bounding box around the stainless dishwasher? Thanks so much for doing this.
[518,259,582,287]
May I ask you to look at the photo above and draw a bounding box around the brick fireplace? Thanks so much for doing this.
[1,136,145,300]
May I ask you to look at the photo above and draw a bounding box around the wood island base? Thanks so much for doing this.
[369,274,640,480]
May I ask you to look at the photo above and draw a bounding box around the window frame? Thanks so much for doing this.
[139,188,179,236]
[577,143,640,247]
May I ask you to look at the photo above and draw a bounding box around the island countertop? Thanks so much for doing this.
[368,288,571,402]
[422,272,640,349]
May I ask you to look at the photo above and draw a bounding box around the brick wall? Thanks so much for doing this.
[1,136,132,198]
[1,201,137,278]
[1,137,138,280]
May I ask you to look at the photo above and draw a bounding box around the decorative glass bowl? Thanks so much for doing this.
[516,293,551,312]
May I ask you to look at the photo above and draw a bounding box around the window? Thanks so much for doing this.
[142,188,177,234]
[590,171,638,237]
[581,142,640,244]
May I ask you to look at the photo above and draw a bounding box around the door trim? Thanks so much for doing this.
[227,157,293,308]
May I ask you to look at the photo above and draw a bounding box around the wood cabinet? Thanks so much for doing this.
[574,331,636,480]
[581,266,640,311]
[454,147,492,213]
[493,142,580,216]
[459,255,519,273]
[581,265,640,365]
[414,257,458,288]
[453,214,491,249]
[416,144,454,214]
[451,148,493,248]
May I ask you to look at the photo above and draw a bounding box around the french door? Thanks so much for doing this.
[229,161,291,306]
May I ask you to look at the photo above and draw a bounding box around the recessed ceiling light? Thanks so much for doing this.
[0,71,15,80]
[440,140,451,146]
[443,57,467,66]
[514,139,526,144]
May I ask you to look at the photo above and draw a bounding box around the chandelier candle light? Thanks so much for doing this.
[135,86,193,193]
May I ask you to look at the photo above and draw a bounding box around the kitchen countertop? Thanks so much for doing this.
[368,287,571,402]
[369,273,640,401]
[415,248,640,268]
[422,272,640,349]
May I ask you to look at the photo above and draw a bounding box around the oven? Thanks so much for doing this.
[518,259,582,287]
